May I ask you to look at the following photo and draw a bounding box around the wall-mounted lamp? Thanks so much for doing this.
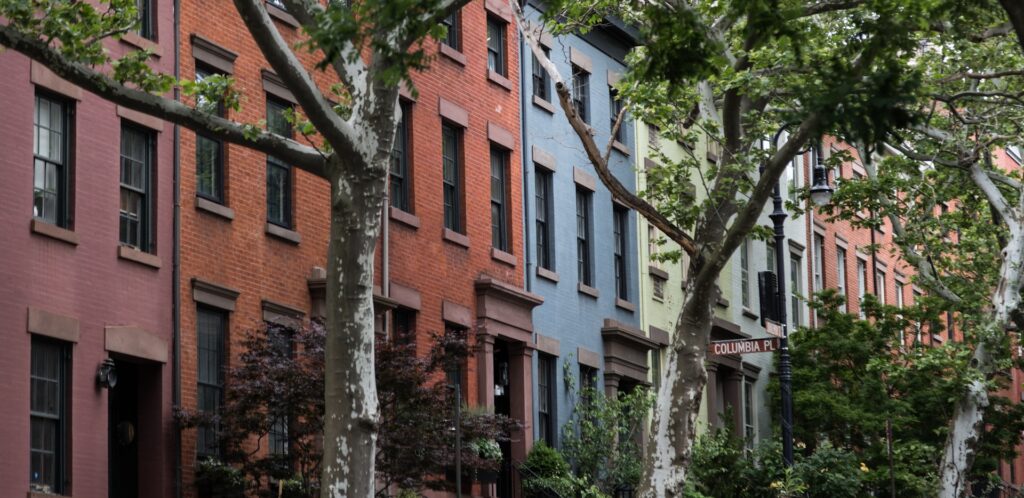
[97,358,118,389]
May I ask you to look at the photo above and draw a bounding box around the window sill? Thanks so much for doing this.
[196,196,235,221]
[29,492,71,498]
[578,283,599,299]
[267,3,300,28]
[742,307,759,320]
[120,32,163,58]
[439,43,467,66]
[389,206,420,229]
[491,248,516,266]
[536,266,559,283]
[443,228,470,249]
[31,219,79,246]
[611,140,630,156]
[487,70,513,91]
[266,223,301,244]
[532,95,555,114]
[716,296,730,308]
[615,298,636,312]
[931,334,945,344]
[118,245,162,269]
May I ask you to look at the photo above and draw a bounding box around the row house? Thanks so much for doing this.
[519,2,656,455]
[179,1,538,498]
[0,2,177,496]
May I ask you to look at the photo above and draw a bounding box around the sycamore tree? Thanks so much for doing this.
[509,0,992,495]
[0,0,473,496]
[825,4,1024,494]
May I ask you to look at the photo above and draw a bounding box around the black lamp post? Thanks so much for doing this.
[764,131,833,468]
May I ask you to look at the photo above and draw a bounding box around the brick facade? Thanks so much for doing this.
[0,4,177,497]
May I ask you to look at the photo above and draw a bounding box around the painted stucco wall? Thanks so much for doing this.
[520,5,642,446]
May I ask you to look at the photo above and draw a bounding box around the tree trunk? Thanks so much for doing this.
[938,227,1024,497]
[639,282,717,497]
[322,159,388,498]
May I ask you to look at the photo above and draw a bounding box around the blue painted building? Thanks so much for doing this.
[519,5,655,449]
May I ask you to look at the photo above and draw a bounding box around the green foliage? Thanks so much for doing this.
[560,381,653,495]
[467,438,502,461]
[686,429,865,498]
[769,292,1024,495]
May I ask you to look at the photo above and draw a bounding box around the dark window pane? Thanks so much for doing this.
[576,189,592,286]
[119,125,152,251]
[535,169,554,270]
[532,50,550,101]
[30,339,66,494]
[390,102,411,211]
[442,125,461,232]
[33,95,69,227]
[136,0,154,40]
[614,207,628,300]
[267,97,293,138]
[572,66,589,124]
[609,88,625,143]
[487,18,506,77]
[490,148,508,251]
[197,307,226,457]
[267,160,291,227]
[441,11,460,50]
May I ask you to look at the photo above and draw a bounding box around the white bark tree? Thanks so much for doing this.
[833,6,1024,492]
[0,0,469,496]
[511,0,1017,495]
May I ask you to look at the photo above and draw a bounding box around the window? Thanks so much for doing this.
[609,87,625,143]
[267,0,286,8]
[742,378,755,449]
[392,308,416,341]
[486,18,506,77]
[812,235,824,292]
[390,101,412,212]
[195,66,225,203]
[576,189,593,286]
[766,243,776,276]
[857,259,867,319]
[535,168,554,270]
[268,327,292,457]
[30,338,68,495]
[580,365,597,393]
[571,65,590,124]
[946,311,955,342]
[267,97,293,228]
[614,206,629,300]
[33,93,72,227]
[653,276,665,301]
[136,0,154,40]
[441,11,460,50]
[537,354,557,446]
[120,124,154,251]
[836,246,847,313]
[790,254,802,329]
[875,268,887,304]
[740,239,751,308]
[895,281,905,309]
[442,124,463,233]
[788,153,801,203]
[197,307,227,457]
[647,124,659,148]
[491,147,509,251]
[532,49,550,101]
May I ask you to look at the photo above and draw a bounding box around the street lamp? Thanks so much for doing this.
[762,129,832,468]
[809,144,834,207]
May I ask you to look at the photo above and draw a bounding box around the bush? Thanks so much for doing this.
[521,442,574,498]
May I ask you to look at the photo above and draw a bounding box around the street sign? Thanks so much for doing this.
[708,337,781,356]
[765,319,783,338]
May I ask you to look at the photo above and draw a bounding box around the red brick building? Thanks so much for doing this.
[0,3,177,497]
[178,1,537,496]
[809,140,1024,492]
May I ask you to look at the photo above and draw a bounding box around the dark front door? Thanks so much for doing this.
[109,360,139,498]
[493,341,512,498]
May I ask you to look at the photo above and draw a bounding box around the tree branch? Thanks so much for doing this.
[511,0,699,258]
[280,0,369,100]
[970,161,1016,227]
[998,0,1024,54]
[233,0,361,163]
[0,22,327,176]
